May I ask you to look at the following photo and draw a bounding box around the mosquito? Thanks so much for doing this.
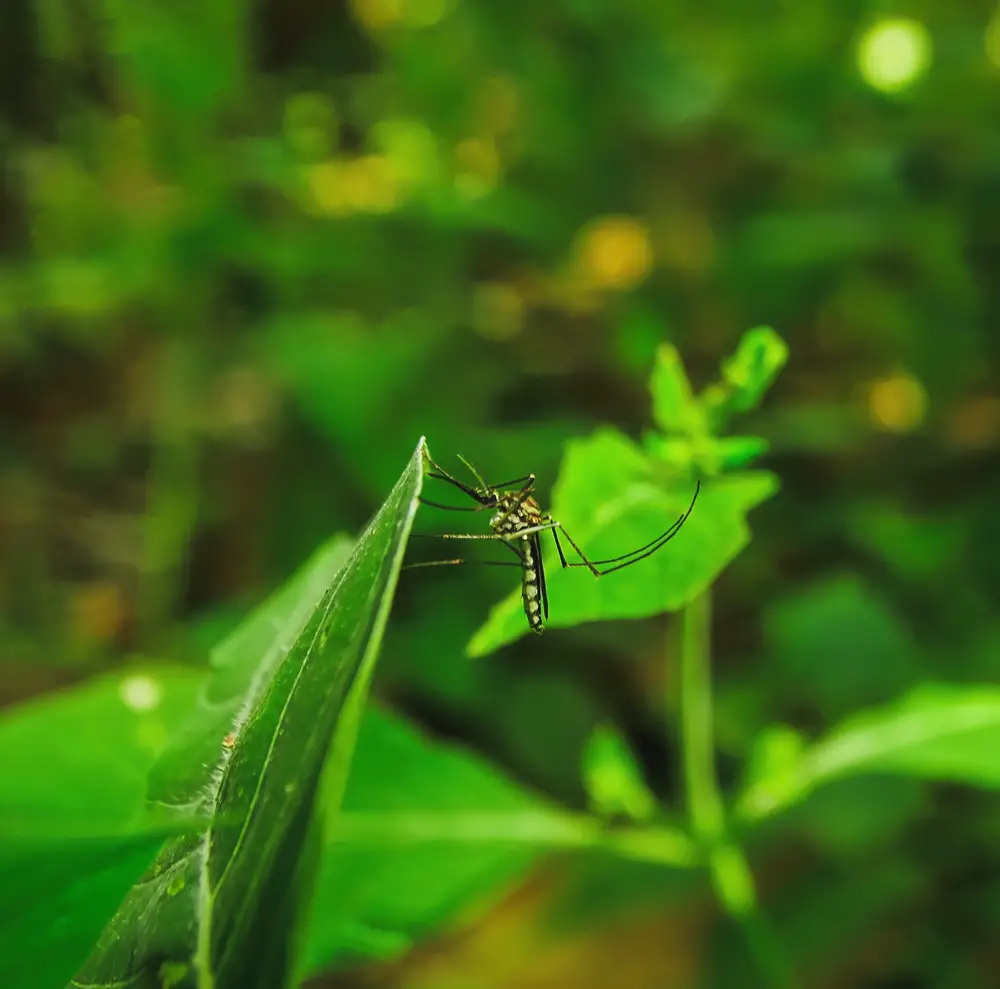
[408,452,700,634]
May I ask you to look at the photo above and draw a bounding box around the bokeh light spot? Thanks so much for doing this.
[307,156,401,215]
[119,675,162,713]
[857,18,932,94]
[867,373,928,432]
[575,215,653,291]
[371,119,439,191]
[350,0,404,31]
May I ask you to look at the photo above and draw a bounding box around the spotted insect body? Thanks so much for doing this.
[411,452,699,634]
[490,493,547,632]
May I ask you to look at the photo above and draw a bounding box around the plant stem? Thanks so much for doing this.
[679,591,797,989]
[330,809,701,867]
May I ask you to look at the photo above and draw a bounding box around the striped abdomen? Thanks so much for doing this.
[520,535,544,633]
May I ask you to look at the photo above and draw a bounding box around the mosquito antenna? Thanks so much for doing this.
[456,454,489,494]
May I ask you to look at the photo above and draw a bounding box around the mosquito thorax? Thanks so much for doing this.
[490,494,542,534]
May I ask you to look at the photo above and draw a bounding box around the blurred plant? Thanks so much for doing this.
[5,334,1000,989]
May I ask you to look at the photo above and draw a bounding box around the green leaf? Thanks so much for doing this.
[468,428,777,656]
[644,435,769,475]
[0,670,204,989]
[147,534,356,810]
[713,326,788,415]
[582,724,657,822]
[71,438,426,989]
[738,684,1000,824]
[649,343,702,436]
[300,707,548,974]
[737,724,807,826]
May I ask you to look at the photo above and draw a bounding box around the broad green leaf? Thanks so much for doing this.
[582,724,657,822]
[71,438,425,989]
[650,343,702,436]
[468,429,777,655]
[147,534,356,811]
[0,669,204,989]
[300,706,548,974]
[738,684,1000,824]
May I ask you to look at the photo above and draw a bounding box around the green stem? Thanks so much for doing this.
[679,591,797,989]
[329,810,701,867]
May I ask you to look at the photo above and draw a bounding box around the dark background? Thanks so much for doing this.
[2,0,1000,986]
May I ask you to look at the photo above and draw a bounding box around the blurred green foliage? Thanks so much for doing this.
[2,0,1000,986]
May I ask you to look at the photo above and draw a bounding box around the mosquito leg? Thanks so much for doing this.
[413,532,510,541]
[548,523,570,569]
[418,496,487,513]
[550,524,600,577]
[594,528,688,574]
[402,558,523,570]
[496,521,561,540]
[554,481,702,570]
[483,474,535,490]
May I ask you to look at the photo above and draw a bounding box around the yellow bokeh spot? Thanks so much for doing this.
[575,215,653,291]
[454,138,500,199]
[349,0,449,31]
[867,373,928,432]
[857,18,932,94]
[307,156,400,215]
[350,0,404,31]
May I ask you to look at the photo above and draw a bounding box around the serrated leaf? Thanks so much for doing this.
[71,438,426,989]
[0,670,205,989]
[468,428,777,656]
[650,343,702,435]
[739,684,1000,824]
[582,724,657,822]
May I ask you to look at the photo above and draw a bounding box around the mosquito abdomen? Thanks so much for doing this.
[520,537,544,633]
